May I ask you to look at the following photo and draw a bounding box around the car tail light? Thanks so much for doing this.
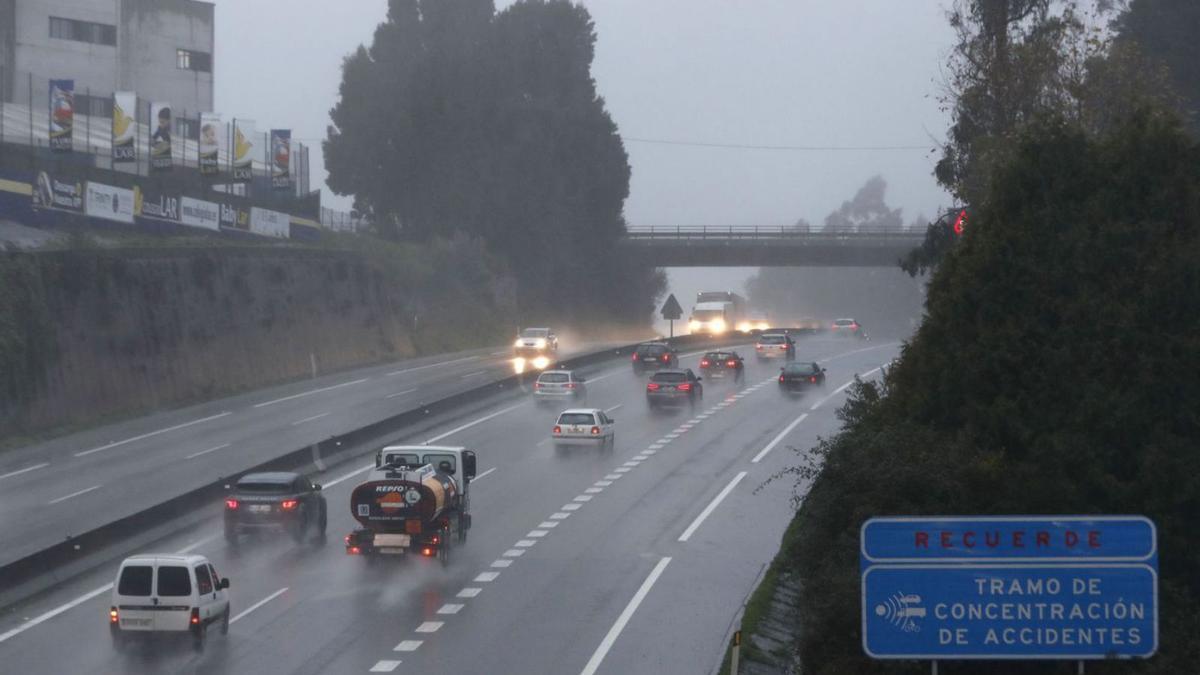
[431,534,440,544]
[727,360,736,367]
[553,425,562,434]
[677,383,692,392]
[700,359,710,367]
[591,426,600,435]
[190,608,200,626]
[422,547,434,557]
[832,323,839,329]
[565,383,575,389]
[280,499,299,511]
[344,534,352,544]
[631,353,639,361]
[347,546,361,555]
[779,375,785,383]
[110,607,119,624]
[646,383,660,391]
[756,344,763,350]
[662,354,670,362]
[810,376,817,382]
[534,382,542,388]
[224,499,238,510]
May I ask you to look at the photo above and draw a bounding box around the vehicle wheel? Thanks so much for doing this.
[220,606,230,636]
[192,623,207,652]
[605,434,615,451]
[439,528,451,566]
[313,504,328,543]
[458,514,468,544]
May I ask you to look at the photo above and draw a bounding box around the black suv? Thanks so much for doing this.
[224,472,327,545]
[699,351,744,382]
[631,342,679,374]
[646,369,703,409]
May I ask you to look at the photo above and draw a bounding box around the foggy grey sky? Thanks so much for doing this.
[214,0,954,227]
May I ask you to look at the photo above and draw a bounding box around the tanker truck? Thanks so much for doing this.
[344,445,476,563]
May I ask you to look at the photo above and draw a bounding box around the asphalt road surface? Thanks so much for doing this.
[0,335,898,675]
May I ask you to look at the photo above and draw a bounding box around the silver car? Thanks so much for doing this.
[534,370,587,405]
[552,408,615,451]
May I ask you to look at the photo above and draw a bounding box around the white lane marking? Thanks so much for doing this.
[515,540,537,547]
[820,341,898,363]
[809,367,882,411]
[574,495,593,502]
[395,640,424,652]
[578,557,673,675]
[322,463,374,488]
[678,472,748,542]
[457,588,482,599]
[665,433,679,439]
[528,530,549,538]
[230,587,288,624]
[415,621,443,633]
[562,503,582,511]
[622,461,641,467]
[48,484,101,504]
[614,467,631,473]
[370,660,402,672]
[75,411,232,457]
[475,572,500,582]
[253,378,367,409]
[0,583,112,644]
[751,414,809,464]
[175,534,219,555]
[388,355,479,376]
[425,403,525,444]
[603,474,622,480]
[386,388,418,399]
[491,559,513,568]
[585,487,603,494]
[503,549,525,558]
[604,404,624,413]
[437,604,464,615]
[186,442,231,459]
[642,450,658,456]
[594,481,613,487]
[472,467,497,482]
[291,412,330,426]
[0,462,49,481]
[550,512,571,520]
[460,370,486,379]
[648,444,664,450]
[538,521,560,529]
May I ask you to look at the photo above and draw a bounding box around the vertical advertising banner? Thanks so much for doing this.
[48,79,74,151]
[150,102,173,172]
[232,119,255,182]
[199,113,221,175]
[112,92,137,163]
[270,129,291,190]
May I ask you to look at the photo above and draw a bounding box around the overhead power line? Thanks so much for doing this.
[622,136,932,151]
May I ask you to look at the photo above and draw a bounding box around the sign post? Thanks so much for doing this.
[661,294,683,337]
[861,516,1157,666]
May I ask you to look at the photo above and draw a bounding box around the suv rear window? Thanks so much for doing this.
[538,372,569,383]
[558,413,596,425]
[636,345,667,356]
[784,363,820,374]
[760,335,786,344]
[118,565,153,596]
[835,319,856,326]
[156,566,192,596]
[236,482,291,494]
[704,352,732,360]
[651,372,686,383]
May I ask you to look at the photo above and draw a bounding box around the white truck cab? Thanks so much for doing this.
[110,553,230,651]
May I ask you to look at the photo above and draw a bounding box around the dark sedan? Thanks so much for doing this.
[778,362,826,394]
[224,472,327,546]
[646,369,703,409]
[699,351,744,382]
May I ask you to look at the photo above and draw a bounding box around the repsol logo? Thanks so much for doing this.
[375,485,409,493]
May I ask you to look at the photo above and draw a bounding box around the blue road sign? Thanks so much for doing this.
[862,564,1157,659]
[861,516,1156,564]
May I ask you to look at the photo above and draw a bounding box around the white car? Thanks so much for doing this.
[110,554,231,651]
[533,370,588,405]
[514,327,558,356]
[552,408,615,451]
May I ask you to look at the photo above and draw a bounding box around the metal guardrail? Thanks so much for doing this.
[624,225,924,241]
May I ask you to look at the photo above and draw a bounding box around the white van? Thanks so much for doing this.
[110,554,231,651]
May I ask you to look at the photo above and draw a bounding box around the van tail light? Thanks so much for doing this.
[591,426,600,435]
[110,607,119,624]
[677,383,692,392]
[280,499,299,511]
[190,608,200,625]
[553,425,562,434]
[700,360,710,367]
[224,499,238,510]
[646,383,660,391]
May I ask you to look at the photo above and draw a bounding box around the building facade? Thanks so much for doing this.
[0,0,213,117]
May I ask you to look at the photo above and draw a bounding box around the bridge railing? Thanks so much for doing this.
[623,225,924,241]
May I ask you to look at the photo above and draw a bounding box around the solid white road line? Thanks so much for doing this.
[253,378,368,409]
[386,388,418,399]
[76,411,232,457]
[604,404,624,413]
[460,370,486,379]
[291,412,330,426]
[48,484,101,504]
[322,463,374,488]
[578,557,673,675]
[185,443,231,459]
[0,583,113,644]
[0,462,49,481]
[810,366,884,411]
[230,587,288,624]
[678,472,748,542]
[472,467,497,482]
[370,660,402,672]
[751,414,809,464]
[425,403,525,444]
[395,639,424,651]
[388,355,480,376]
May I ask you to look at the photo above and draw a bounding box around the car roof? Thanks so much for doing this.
[559,408,602,415]
[761,332,789,338]
[637,341,670,348]
[537,369,573,376]
[121,554,207,566]
[238,471,299,484]
[651,369,687,375]
[693,301,729,310]
[382,444,465,453]
[835,318,857,323]
[521,327,550,333]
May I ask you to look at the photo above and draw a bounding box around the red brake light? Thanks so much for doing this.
[553,425,562,434]
[225,499,238,510]
[534,382,542,388]
[190,608,200,625]
[700,360,710,367]
[647,382,660,391]
[727,360,736,367]
[110,607,119,624]
[565,383,575,389]
[280,499,299,511]
[779,375,785,383]
[756,344,763,350]
[677,383,692,392]
[422,547,434,557]
[591,426,600,435]
[632,353,639,361]
[348,546,361,555]
[662,354,670,362]
[810,376,817,382]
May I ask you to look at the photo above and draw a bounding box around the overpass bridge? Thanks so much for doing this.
[619,226,924,267]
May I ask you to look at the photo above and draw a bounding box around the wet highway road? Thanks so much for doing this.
[0,335,897,675]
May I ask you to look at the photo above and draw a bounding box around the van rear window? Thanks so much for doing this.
[157,566,192,596]
[118,565,153,596]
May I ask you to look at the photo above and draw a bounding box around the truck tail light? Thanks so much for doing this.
[224,499,238,510]
[553,425,562,434]
[190,608,200,626]
[110,607,119,624]
[280,499,299,511]
[590,426,600,435]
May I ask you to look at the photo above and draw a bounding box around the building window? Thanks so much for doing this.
[176,49,212,73]
[49,16,116,46]
[75,93,113,118]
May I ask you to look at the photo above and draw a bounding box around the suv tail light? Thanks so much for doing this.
[190,608,200,626]
[677,383,692,392]
[553,425,562,434]
[110,607,119,624]
[632,353,639,361]
[590,426,600,435]
[224,499,238,510]
[726,360,736,367]
[646,382,660,391]
[280,499,299,511]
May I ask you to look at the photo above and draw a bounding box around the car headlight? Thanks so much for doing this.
[514,338,525,347]
[735,321,752,333]
[532,356,550,369]
[534,338,546,348]
[688,320,701,330]
[711,319,727,334]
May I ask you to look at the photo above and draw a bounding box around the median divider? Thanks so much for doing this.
[0,333,743,608]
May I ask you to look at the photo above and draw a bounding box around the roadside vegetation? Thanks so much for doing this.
[776,2,1200,673]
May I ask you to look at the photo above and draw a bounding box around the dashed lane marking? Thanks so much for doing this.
[528,530,549,537]
[0,462,49,481]
[386,388,418,399]
[475,572,500,582]
[515,540,537,548]
[76,411,232,456]
[253,379,367,409]
[538,521,560,529]
[751,414,809,464]
[437,604,463,615]
[550,512,572,519]
[425,403,526,444]
[291,412,330,426]
[457,588,482,599]
[503,549,525,558]
[491,560,513,568]
[387,355,479,376]
[48,484,101,505]
[415,622,443,633]
[186,443,231,459]
[370,660,401,672]
[394,640,423,652]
